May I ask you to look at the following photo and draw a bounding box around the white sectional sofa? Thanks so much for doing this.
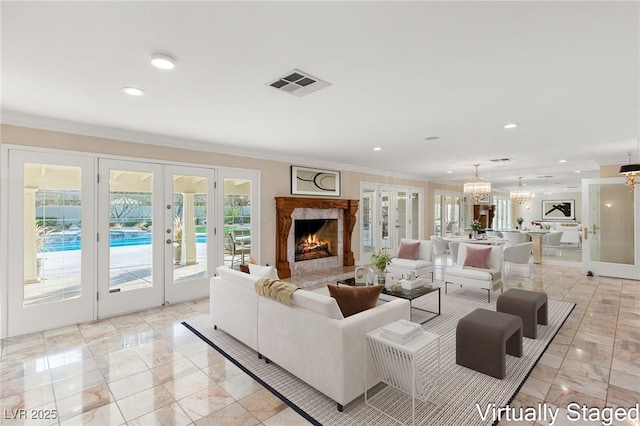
[387,238,434,280]
[210,266,410,411]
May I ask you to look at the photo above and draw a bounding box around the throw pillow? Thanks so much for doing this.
[463,246,492,269]
[327,284,383,317]
[397,241,421,260]
[248,263,280,279]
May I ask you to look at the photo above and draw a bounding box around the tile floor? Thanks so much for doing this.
[1,255,638,425]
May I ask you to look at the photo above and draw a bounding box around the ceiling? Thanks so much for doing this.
[2,1,639,194]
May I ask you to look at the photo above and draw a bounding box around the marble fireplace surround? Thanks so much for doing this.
[275,197,359,279]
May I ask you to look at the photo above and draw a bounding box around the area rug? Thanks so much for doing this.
[183,288,574,426]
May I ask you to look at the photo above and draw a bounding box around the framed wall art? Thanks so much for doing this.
[291,166,341,197]
[542,199,575,220]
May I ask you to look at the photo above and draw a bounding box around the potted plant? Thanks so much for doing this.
[173,217,183,264]
[370,249,393,284]
[470,219,482,239]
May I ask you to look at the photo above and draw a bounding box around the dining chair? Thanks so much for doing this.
[542,231,563,256]
[430,235,451,268]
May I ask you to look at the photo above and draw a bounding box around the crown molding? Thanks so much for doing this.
[1,110,428,182]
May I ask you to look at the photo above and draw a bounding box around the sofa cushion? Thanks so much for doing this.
[249,263,280,279]
[463,246,492,269]
[447,265,498,282]
[397,240,421,260]
[327,284,383,317]
[291,289,344,320]
[216,266,259,290]
[401,238,431,260]
[390,258,433,269]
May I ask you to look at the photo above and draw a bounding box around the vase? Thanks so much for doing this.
[472,230,478,239]
[378,272,386,285]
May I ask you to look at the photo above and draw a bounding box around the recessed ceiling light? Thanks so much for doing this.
[446,170,453,174]
[575,170,581,173]
[373,147,382,151]
[150,54,175,70]
[503,123,519,129]
[559,159,567,163]
[121,87,145,96]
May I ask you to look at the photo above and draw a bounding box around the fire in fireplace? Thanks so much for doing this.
[294,219,338,262]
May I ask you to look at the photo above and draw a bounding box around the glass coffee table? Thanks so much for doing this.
[337,278,441,324]
[381,285,441,324]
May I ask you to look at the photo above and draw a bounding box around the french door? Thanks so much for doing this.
[164,165,215,303]
[98,160,215,317]
[581,177,640,279]
[360,183,423,260]
[7,151,96,336]
[4,148,256,336]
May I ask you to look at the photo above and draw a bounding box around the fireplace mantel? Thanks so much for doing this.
[275,197,359,279]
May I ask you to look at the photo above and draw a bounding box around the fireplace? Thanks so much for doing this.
[275,197,359,278]
[294,219,338,262]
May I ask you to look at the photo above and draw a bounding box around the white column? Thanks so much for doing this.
[184,193,197,266]
[24,188,40,283]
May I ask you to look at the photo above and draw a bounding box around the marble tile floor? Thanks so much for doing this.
[1,261,638,425]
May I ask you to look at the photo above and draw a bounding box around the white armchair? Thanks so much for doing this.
[387,238,434,281]
[444,243,504,302]
[503,242,533,278]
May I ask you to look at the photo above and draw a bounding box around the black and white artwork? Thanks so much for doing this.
[542,200,575,220]
[291,166,340,196]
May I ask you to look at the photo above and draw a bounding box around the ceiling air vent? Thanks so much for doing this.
[489,158,513,163]
[267,69,331,97]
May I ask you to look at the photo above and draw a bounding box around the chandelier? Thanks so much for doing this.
[464,164,491,202]
[510,176,531,204]
[620,149,640,191]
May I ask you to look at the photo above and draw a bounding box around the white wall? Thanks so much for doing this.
[513,192,582,226]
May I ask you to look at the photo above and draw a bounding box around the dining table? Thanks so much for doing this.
[521,230,550,264]
[443,235,510,246]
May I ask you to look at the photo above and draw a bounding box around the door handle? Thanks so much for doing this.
[583,225,598,241]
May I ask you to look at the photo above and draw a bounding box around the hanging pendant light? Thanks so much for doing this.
[510,176,531,204]
[620,139,640,190]
[464,163,491,202]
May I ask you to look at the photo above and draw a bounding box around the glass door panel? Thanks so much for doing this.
[380,189,392,250]
[411,191,421,239]
[98,159,163,317]
[8,151,95,336]
[222,178,252,269]
[362,188,376,255]
[434,194,442,237]
[218,169,259,269]
[165,166,214,302]
[582,178,639,279]
[396,190,408,244]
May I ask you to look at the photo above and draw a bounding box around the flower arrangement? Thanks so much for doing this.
[470,220,482,231]
[370,249,393,272]
[516,217,524,226]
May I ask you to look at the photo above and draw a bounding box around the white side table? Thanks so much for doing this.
[365,324,439,426]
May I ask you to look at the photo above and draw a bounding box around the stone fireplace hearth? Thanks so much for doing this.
[275,197,359,279]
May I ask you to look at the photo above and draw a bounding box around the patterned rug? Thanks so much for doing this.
[183,288,575,426]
